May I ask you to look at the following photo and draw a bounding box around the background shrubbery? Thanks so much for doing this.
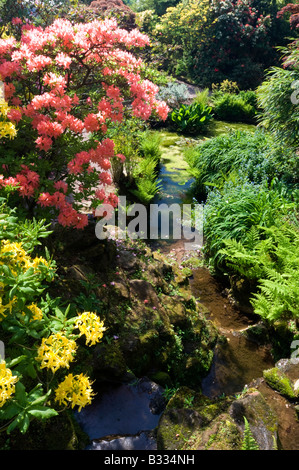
[185,129,298,200]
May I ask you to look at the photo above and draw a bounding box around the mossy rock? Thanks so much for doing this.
[149,371,173,388]
[157,387,238,450]
[92,341,128,382]
[158,387,279,450]
[229,390,278,450]
[243,321,271,345]
[166,387,231,425]
[121,327,174,376]
[157,386,240,450]
[157,407,205,450]
[263,367,298,400]
[189,413,242,450]
[160,295,193,329]
[184,353,214,382]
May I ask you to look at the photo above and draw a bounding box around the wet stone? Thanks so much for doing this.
[87,431,157,451]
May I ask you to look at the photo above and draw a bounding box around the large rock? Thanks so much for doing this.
[157,387,279,450]
[229,390,278,450]
[129,279,160,307]
[263,358,299,400]
[156,387,238,450]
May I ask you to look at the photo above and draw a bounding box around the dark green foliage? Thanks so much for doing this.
[127,0,180,15]
[130,131,162,204]
[171,102,213,135]
[185,129,298,200]
[211,92,257,123]
[202,171,299,322]
[203,177,296,271]
[221,224,299,322]
[191,0,279,90]
[257,66,299,148]
[139,130,162,162]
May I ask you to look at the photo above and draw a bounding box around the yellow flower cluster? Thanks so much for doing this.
[75,311,106,346]
[24,303,43,322]
[0,362,18,407]
[55,373,95,412]
[0,296,16,320]
[0,240,51,275]
[0,99,17,140]
[36,333,77,373]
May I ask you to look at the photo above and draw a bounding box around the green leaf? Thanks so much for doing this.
[0,403,21,420]
[26,363,37,379]
[28,406,58,420]
[5,355,27,368]
[7,413,24,434]
[14,382,28,408]
[20,413,30,434]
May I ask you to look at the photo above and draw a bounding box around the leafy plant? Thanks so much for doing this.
[257,63,299,148]
[221,223,299,322]
[185,129,298,200]
[183,395,195,408]
[192,88,210,108]
[203,176,296,270]
[171,102,213,135]
[212,80,240,94]
[212,92,257,123]
[130,155,162,204]
[0,199,106,435]
[162,385,178,401]
[139,130,162,162]
[241,417,259,450]
[157,81,190,109]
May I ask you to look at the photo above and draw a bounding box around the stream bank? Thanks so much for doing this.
[69,125,299,451]
[149,128,299,450]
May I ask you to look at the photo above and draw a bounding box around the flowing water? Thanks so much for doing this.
[75,122,275,449]
[75,378,164,450]
[150,124,275,400]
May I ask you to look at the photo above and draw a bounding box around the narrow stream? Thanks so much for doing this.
[150,126,275,400]
[75,123,275,449]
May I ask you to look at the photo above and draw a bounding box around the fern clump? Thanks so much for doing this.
[221,224,299,322]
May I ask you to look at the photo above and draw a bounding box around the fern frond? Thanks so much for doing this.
[241,417,259,450]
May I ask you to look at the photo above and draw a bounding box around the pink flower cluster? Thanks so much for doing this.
[0,17,169,229]
[38,190,88,229]
[0,165,39,198]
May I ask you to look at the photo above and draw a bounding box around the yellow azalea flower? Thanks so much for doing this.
[0,240,52,276]
[36,333,77,373]
[74,312,106,346]
[0,362,18,407]
[55,373,95,412]
[0,100,9,117]
[0,122,17,139]
[31,256,50,270]
[1,240,30,271]
[0,99,17,139]
[0,296,16,321]
[24,303,43,322]
[1,240,27,259]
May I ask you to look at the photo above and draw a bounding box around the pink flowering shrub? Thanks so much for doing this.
[0,17,169,229]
